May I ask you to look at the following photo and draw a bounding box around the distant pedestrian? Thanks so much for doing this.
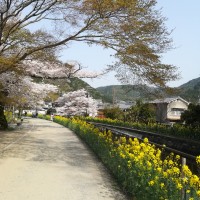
[24,111,27,116]
[50,113,54,121]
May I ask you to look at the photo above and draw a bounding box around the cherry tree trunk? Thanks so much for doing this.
[0,103,8,130]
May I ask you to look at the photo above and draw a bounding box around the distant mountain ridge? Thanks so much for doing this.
[33,77,110,102]
[178,77,200,90]
[177,77,200,103]
[96,77,200,104]
[96,84,158,103]
[34,76,200,104]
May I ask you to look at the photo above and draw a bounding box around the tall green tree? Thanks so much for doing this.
[0,0,179,83]
[181,104,200,128]
[0,0,179,129]
[126,100,156,123]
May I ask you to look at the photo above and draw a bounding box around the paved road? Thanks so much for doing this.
[0,118,128,200]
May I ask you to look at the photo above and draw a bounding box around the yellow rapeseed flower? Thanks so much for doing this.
[196,190,200,197]
[160,183,165,188]
[120,152,126,159]
[128,138,133,143]
[196,155,200,165]
[159,160,163,165]
[163,171,168,178]
[156,167,162,173]
[138,152,144,159]
[163,160,168,165]
[148,180,155,186]
[168,160,173,166]
[172,167,180,175]
[190,175,199,186]
[182,165,192,177]
[175,155,180,160]
[121,137,127,144]
[147,161,152,168]
[176,183,182,190]
[182,177,188,184]
[127,160,132,169]
[143,138,149,143]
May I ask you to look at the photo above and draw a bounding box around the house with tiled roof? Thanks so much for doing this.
[150,96,190,123]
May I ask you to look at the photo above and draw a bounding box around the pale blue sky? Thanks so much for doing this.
[61,1,200,88]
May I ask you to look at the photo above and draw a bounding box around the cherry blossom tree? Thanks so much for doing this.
[0,0,178,85]
[56,89,98,117]
[0,71,58,115]
[0,0,179,129]
[24,60,104,79]
[13,60,102,109]
[0,59,103,128]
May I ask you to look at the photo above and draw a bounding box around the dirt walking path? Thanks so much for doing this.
[0,118,127,200]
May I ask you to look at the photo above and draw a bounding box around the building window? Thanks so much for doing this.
[171,108,185,116]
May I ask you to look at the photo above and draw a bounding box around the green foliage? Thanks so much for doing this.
[181,104,200,128]
[4,111,13,123]
[102,100,156,123]
[0,103,8,129]
[126,100,156,124]
[46,108,56,115]
[103,107,124,120]
[37,114,50,120]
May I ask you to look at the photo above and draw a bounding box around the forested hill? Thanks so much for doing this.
[176,77,200,103]
[179,77,200,89]
[34,76,200,103]
[96,85,160,102]
[96,77,200,103]
[32,77,110,102]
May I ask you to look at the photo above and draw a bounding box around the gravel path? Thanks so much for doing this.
[0,118,128,200]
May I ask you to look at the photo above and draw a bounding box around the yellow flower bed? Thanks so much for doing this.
[53,116,200,199]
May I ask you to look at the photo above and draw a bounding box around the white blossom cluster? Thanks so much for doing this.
[0,72,58,108]
[56,89,98,117]
[24,60,103,79]
[0,59,102,110]
[24,61,70,78]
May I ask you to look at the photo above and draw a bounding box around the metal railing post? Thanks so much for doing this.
[181,157,186,200]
